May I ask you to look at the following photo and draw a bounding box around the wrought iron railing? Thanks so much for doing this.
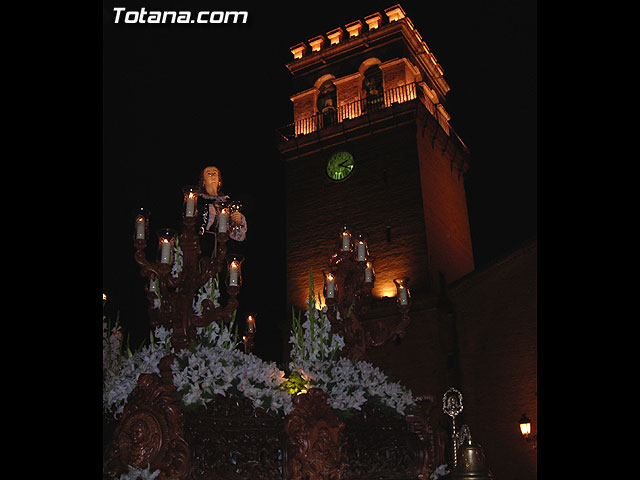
[277,82,419,141]
[276,81,470,166]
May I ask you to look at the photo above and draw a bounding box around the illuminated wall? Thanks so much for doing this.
[279,4,473,310]
[284,4,453,139]
[284,123,432,310]
[278,7,535,480]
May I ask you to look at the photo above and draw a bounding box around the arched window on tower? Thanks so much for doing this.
[362,64,384,113]
[316,78,338,127]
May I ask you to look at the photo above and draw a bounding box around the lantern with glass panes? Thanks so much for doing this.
[519,413,537,450]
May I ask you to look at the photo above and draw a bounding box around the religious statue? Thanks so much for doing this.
[197,166,247,257]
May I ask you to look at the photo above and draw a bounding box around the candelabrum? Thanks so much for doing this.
[131,188,242,353]
[323,226,412,360]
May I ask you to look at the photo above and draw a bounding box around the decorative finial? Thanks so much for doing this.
[443,388,464,468]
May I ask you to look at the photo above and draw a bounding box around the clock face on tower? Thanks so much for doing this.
[326,151,355,181]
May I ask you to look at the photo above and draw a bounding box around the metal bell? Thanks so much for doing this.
[452,437,495,479]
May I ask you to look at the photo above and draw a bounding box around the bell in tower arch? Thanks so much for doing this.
[316,78,337,126]
[362,64,384,112]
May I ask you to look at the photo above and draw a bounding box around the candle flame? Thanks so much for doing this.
[136,215,145,223]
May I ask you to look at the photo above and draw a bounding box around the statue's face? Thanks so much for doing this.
[202,166,221,195]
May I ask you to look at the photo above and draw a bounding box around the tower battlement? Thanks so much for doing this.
[287,5,448,99]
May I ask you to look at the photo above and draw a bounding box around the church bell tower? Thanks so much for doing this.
[277,4,474,314]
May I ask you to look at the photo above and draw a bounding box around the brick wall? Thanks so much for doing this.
[366,302,457,399]
[281,96,536,480]
[284,123,431,310]
[367,240,537,480]
[284,102,476,310]
[449,240,537,480]
[292,58,420,127]
[336,74,361,108]
[381,58,413,90]
[292,90,315,124]
[416,106,475,289]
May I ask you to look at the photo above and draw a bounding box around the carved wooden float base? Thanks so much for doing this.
[104,381,446,479]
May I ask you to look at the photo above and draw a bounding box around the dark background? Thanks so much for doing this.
[102,0,536,364]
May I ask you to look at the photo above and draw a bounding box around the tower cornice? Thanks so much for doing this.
[286,8,450,100]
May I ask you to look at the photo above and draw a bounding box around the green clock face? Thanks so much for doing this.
[326,151,355,181]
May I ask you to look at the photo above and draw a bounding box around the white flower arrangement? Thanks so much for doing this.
[103,326,170,418]
[170,241,183,278]
[291,356,415,415]
[118,464,161,480]
[171,342,292,414]
[287,271,416,416]
[103,248,293,419]
[103,262,416,423]
[170,315,292,414]
[103,318,293,418]
[192,275,221,316]
[429,464,450,479]
[103,316,124,376]
[288,299,344,364]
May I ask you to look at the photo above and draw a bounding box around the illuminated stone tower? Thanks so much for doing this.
[278,5,474,314]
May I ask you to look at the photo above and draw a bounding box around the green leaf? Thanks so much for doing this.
[347,301,354,319]
[233,321,239,345]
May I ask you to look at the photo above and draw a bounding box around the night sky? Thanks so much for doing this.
[102,0,536,363]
